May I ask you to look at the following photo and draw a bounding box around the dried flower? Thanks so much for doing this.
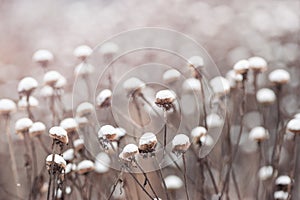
[96,89,112,108]
[268,69,290,85]
[73,45,93,60]
[164,175,183,190]
[18,77,38,94]
[191,126,207,145]
[0,99,16,115]
[287,118,300,134]
[163,69,181,84]
[210,76,230,96]
[46,154,66,171]
[29,122,46,137]
[249,126,269,142]
[182,78,201,92]
[172,134,191,154]
[15,117,33,134]
[248,56,267,72]
[119,144,139,162]
[155,89,176,111]
[233,59,250,75]
[256,88,276,105]
[98,125,117,141]
[138,132,157,153]
[275,175,291,191]
[77,160,95,175]
[73,138,85,152]
[60,118,78,133]
[49,126,68,144]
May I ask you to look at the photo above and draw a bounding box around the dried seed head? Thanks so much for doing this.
[207,113,224,128]
[60,118,78,133]
[122,77,145,94]
[15,117,33,134]
[287,118,300,134]
[226,70,243,88]
[258,165,274,181]
[73,45,93,60]
[256,88,276,105]
[155,89,176,111]
[96,89,112,108]
[164,175,183,190]
[182,78,201,92]
[77,160,95,175]
[62,148,75,162]
[249,126,269,142]
[32,49,54,64]
[100,42,119,56]
[274,191,288,200]
[138,132,157,153]
[191,126,207,145]
[18,96,39,110]
[0,99,16,115]
[49,126,68,144]
[76,102,94,117]
[294,113,300,119]
[46,154,66,171]
[43,70,63,87]
[115,127,127,140]
[65,163,77,174]
[248,56,267,72]
[29,122,46,137]
[95,152,111,174]
[18,77,38,94]
[98,125,117,141]
[275,175,291,187]
[268,69,290,85]
[163,69,180,84]
[40,85,54,97]
[233,59,250,75]
[201,134,214,146]
[119,144,139,162]
[210,76,230,96]
[188,56,204,68]
[172,134,191,154]
[73,138,85,152]
[74,63,94,76]
[54,75,66,89]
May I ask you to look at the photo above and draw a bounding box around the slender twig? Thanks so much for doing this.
[182,153,190,200]
[154,157,170,200]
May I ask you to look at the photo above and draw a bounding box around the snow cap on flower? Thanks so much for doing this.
[77,160,95,175]
[96,89,112,108]
[18,96,39,110]
[268,69,290,85]
[258,166,273,181]
[0,99,16,115]
[122,77,145,94]
[60,118,78,133]
[210,76,230,96]
[207,113,224,128]
[155,89,176,111]
[182,78,201,92]
[73,45,93,60]
[119,144,139,161]
[275,175,291,186]
[256,88,276,105]
[32,49,53,64]
[95,152,111,174]
[63,148,75,161]
[76,102,94,117]
[191,126,207,144]
[40,86,54,97]
[98,125,117,141]
[287,118,300,134]
[233,59,250,75]
[29,122,46,137]
[46,154,66,170]
[188,56,204,68]
[226,70,243,88]
[139,132,157,153]
[18,77,38,94]
[115,127,126,140]
[248,56,267,72]
[49,126,68,144]
[249,126,269,142]
[15,118,33,134]
[73,138,85,152]
[100,42,119,56]
[164,175,183,190]
[43,70,63,87]
[274,191,288,200]
[172,134,191,154]
[163,69,181,84]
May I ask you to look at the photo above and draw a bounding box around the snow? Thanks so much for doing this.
[122,144,139,154]
[164,175,183,190]
[63,149,74,161]
[43,70,62,86]
[77,160,95,173]
[74,63,94,76]
[29,122,46,135]
[268,69,290,84]
[76,102,94,117]
[96,89,112,106]
[46,154,66,167]
[98,125,116,140]
[207,113,224,128]
[60,118,78,131]
[172,134,190,146]
[49,126,68,144]
[73,45,93,59]
[18,96,39,109]
[95,152,111,174]
[233,59,250,74]
[210,76,230,95]
[115,127,126,139]
[248,56,267,71]
[156,89,176,100]
[249,126,269,141]
[32,49,54,63]
[122,77,145,93]
[287,118,300,133]
[274,191,288,200]
[163,69,180,84]
[15,118,33,132]
[18,77,38,93]
[256,88,276,104]
[40,86,54,97]
[54,75,66,89]
[182,78,201,92]
[0,99,16,114]
[100,42,119,55]
[258,166,273,181]
[139,132,157,145]
[275,175,291,185]
[226,70,243,88]
[73,138,84,148]
[188,56,204,68]
[191,126,207,138]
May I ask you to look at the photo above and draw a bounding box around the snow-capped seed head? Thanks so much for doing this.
[54,75,66,89]
[119,144,139,161]
[18,77,38,94]
[275,175,291,186]
[76,102,94,117]
[164,175,183,190]
[210,76,230,96]
[249,126,269,142]
[40,85,54,97]
[155,89,176,111]
[268,69,290,85]
[191,126,207,145]
[49,126,68,144]
[98,125,117,141]
[111,182,125,199]
[100,42,119,56]
[43,70,62,87]
[233,59,250,75]
[96,89,112,108]
[226,70,243,88]
[182,78,201,92]
[60,118,78,133]
[201,134,214,146]
[73,138,84,152]
[18,96,39,110]
[122,77,145,94]
[65,163,77,174]
[248,56,267,72]
[287,118,300,134]
[95,152,111,174]
[172,134,191,154]
[75,116,89,127]
[294,113,300,119]
[15,118,33,134]
[274,191,288,200]
[29,122,46,137]
[188,56,204,68]
[73,45,93,60]
[32,49,54,65]
[62,148,74,161]
[207,113,224,128]
[74,63,94,77]
[115,127,126,140]
[46,154,66,170]
[139,132,157,153]
[163,69,181,84]
[256,88,276,105]
[258,166,274,181]
[0,99,16,115]
[77,160,95,175]
[107,141,118,154]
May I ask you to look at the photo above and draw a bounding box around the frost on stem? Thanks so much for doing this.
[77,160,95,175]
[49,126,69,145]
[163,69,181,84]
[256,88,276,106]
[96,89,112,108]
[155,89,176,111]
[138,132,157,156]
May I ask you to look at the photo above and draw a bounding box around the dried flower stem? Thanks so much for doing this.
[154,158,170,200]
[182,153,190,200]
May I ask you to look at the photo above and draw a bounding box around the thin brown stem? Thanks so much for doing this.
[182,153,190,200]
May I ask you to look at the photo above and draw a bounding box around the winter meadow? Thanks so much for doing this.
[0,0,300,200]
